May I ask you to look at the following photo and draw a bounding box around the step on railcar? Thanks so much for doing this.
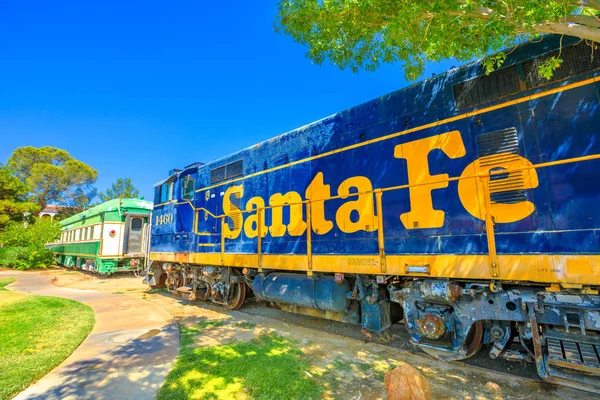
[144,36,600,393]
[47,198,153,275]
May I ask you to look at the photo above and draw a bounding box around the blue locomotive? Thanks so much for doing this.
[145,36,600,392]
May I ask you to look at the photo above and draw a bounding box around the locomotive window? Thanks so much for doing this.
[181,176,195,201]
[159,181,173,203]
[154,186,161,204]
[453,65,520,110]
[131,218,143,232]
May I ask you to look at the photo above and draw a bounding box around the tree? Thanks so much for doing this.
[0,217,60,270]
[98,178,140,202]
[0,165,39,230]
[275,1,600,81]
[8,146,98,210]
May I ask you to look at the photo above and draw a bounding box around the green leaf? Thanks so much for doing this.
[275,1,585,80]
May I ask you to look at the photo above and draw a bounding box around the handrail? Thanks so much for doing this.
[183,152,600,275]
[191,153,600,218]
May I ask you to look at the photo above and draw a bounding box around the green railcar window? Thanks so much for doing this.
[131,218,143,232]
[182,176,195,201]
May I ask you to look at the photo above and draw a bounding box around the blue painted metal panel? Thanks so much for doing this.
[252,273,351,313]
[151,36,600,260]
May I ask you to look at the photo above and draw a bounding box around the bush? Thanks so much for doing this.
[0,218,60,270]
[0,246,55,270]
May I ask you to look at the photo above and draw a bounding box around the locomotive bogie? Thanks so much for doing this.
[149,263,247,309]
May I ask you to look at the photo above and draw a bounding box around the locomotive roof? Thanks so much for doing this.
[58,198,153,227]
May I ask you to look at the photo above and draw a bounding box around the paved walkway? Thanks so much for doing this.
[0,271,179,400]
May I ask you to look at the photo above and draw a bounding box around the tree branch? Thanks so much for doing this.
[566,15,600,28]
[532,22,600,43]
[581,0,600,11]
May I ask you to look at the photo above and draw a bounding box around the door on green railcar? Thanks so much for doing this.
[124,214,149,255]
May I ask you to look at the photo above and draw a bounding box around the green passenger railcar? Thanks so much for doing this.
[46,198,153,275]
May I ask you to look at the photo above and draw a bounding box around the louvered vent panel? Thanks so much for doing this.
[229,195,242,231]
[523,42,600,89]
[476,128,528,204]
[226,160,243,179]
[454,65,520,110]
[210,166,226,184]
[210,160,244,184]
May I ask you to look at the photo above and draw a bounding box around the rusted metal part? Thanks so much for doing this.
[488,325,511,359]
[226,268,246,309]
[162,265,247,309]
[527,301,600,394]
[463,321,484,359]
[416,313,446,340]
[365,279,379,305]
[418,280,462,303]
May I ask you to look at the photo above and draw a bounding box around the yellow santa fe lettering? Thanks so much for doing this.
[243,196,267,239]
[222,185,244,239]
[269,191,306,237]
[335,176,378,233]
[458,155,539,223]
[305,172,333,235]
[394,131,466,229]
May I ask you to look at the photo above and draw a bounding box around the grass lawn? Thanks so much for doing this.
[157,321,322,400]
[0,277,95,400]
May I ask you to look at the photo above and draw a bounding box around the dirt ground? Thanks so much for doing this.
[44,268,595,400]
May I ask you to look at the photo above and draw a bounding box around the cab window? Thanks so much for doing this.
[154,181,174,204]
[181,176,195,201]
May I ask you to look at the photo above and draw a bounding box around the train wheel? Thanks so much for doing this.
[148,262,166,289]
[463,320,484,358]
[226,269,246,310]
[420,320,484,361]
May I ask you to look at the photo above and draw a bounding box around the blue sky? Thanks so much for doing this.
[0,1,456,201]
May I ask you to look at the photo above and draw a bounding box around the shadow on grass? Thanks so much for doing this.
[0,277,15,290]
[157,321,322,400]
